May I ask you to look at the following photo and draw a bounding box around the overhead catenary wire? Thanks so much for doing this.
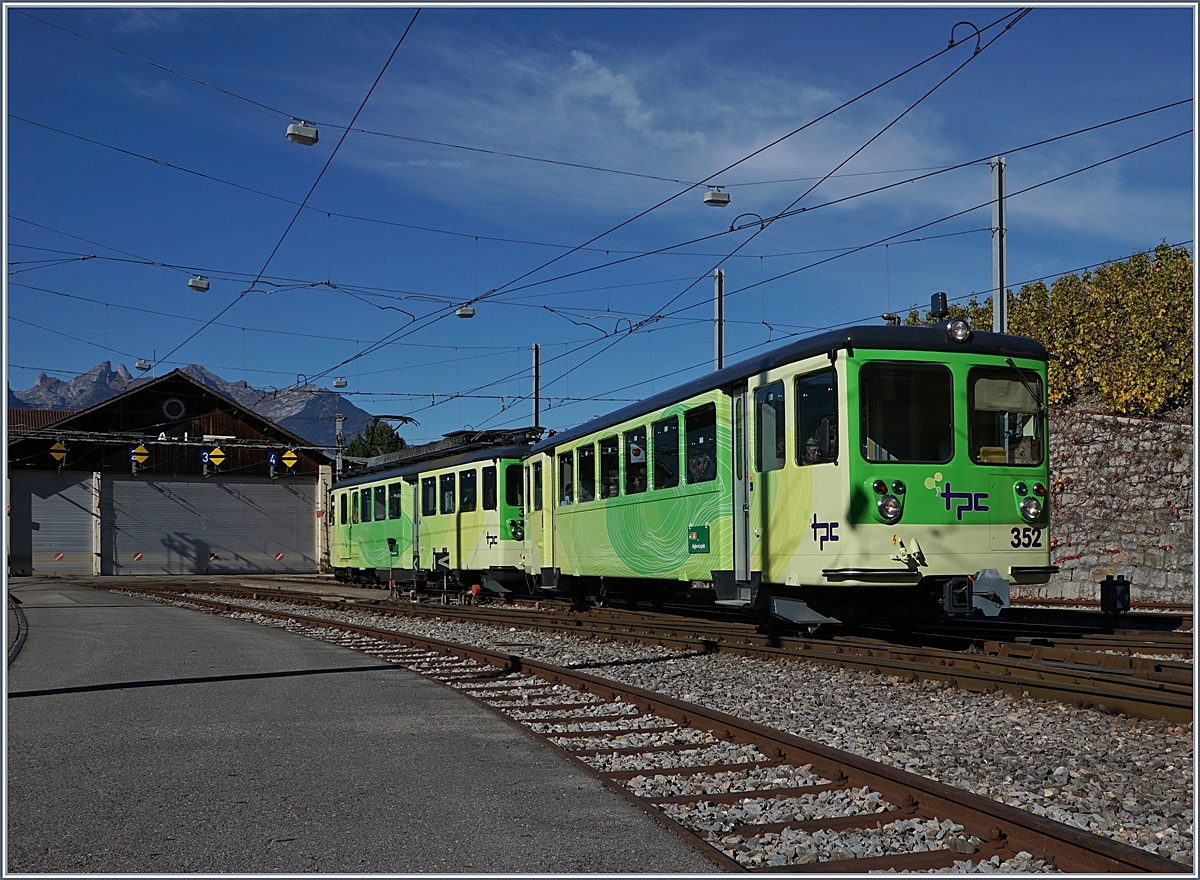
[470,8,1033,308]
[294,10,1044,391]
[148,8,422,374]
[10,10,994,194]
[463,8,1036,429]
[10,95,1185,305]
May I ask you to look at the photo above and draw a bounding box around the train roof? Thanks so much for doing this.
[532,323,1048,454]
[334,443,533,489]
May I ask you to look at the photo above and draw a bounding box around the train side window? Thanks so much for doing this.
[685,403,717,484]
[361,488,373,522]
[624,426,647,494]
[505,464,523,507]
[460,469,477,511]
[860,362,953,463]
[578,444,596,502]
[558,452,574,505]
[599,436,619,498]
[421,477,437,517]
[483,466,497,510]
[796,370,838,465]
[388,483,403,519]
[440,473,456,514]
[373,485,386,521]
[653,416,680,489]
[755,381,786,472]
[340,491,347,525]
[532,461,543,511]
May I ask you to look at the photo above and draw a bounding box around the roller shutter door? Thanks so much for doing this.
[101,475,317,574]
[8,471,97,576]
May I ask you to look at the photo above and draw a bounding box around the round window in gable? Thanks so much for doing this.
[162,398,187,420]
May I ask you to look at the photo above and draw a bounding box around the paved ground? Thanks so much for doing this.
[6,579,721,873]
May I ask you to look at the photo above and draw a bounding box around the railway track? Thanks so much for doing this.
[108,581,1192,724]
[105,585,1184,873]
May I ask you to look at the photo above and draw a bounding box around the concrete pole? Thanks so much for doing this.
[991,156,1007,334]
[714,269,725,370]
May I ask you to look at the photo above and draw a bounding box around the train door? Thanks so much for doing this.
[732,385,751,582]
[524,459,545,577]
[411,481,422,572]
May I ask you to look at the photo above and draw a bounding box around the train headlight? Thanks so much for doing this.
[879,494,903,523]
[1019,497,1042,522]
[947,318,971,342]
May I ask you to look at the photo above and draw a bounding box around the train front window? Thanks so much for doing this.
[860,363,953,463]
[969,367,1044,466]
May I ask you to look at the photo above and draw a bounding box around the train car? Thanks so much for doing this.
[331,430,538,596]
[410,444,529,594]
[331,466,414,585]
[526,314,1055,623]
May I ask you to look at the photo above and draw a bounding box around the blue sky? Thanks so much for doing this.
[4,4,1195,446]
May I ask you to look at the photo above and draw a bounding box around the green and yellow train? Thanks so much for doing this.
[331,315,1055,623]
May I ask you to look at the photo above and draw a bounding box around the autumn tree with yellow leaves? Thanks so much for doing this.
[906,243,1193,416]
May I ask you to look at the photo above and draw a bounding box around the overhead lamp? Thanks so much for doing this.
[456,304,476,319]
[286,121,319,146]
[135,359,151,372]
[703,186,730,207]
[188,276,210,292]
[333,377,348,388]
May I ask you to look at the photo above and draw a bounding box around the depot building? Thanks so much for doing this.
[7,370,333,577]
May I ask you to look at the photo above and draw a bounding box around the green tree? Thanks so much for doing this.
[346,419,410,457]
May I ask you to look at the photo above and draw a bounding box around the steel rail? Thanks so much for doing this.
[113,582,1192,722]
[109,585,1187,874]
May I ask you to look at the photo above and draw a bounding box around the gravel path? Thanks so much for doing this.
[177,595,1194,867]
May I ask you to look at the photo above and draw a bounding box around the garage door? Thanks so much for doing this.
[101,475,318,574]
[8,471,97,576]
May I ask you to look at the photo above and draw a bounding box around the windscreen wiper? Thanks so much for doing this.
[1003,357,1046,425]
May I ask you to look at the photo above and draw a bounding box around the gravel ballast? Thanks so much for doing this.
[179,596,1193,866]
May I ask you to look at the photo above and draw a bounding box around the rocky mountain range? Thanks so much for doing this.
[8,361,378,448]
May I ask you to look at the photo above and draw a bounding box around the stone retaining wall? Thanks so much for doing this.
[1015,407,1194,604]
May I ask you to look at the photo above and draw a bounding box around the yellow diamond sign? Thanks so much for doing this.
[209,447,226,467]
[50,441,67,462]
[131,444,149,464]
[282,449,298,468]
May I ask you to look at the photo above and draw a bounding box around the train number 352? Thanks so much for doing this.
[1010,527,1043,548]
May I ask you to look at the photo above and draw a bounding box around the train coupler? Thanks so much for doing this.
[942,569,1010,617]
